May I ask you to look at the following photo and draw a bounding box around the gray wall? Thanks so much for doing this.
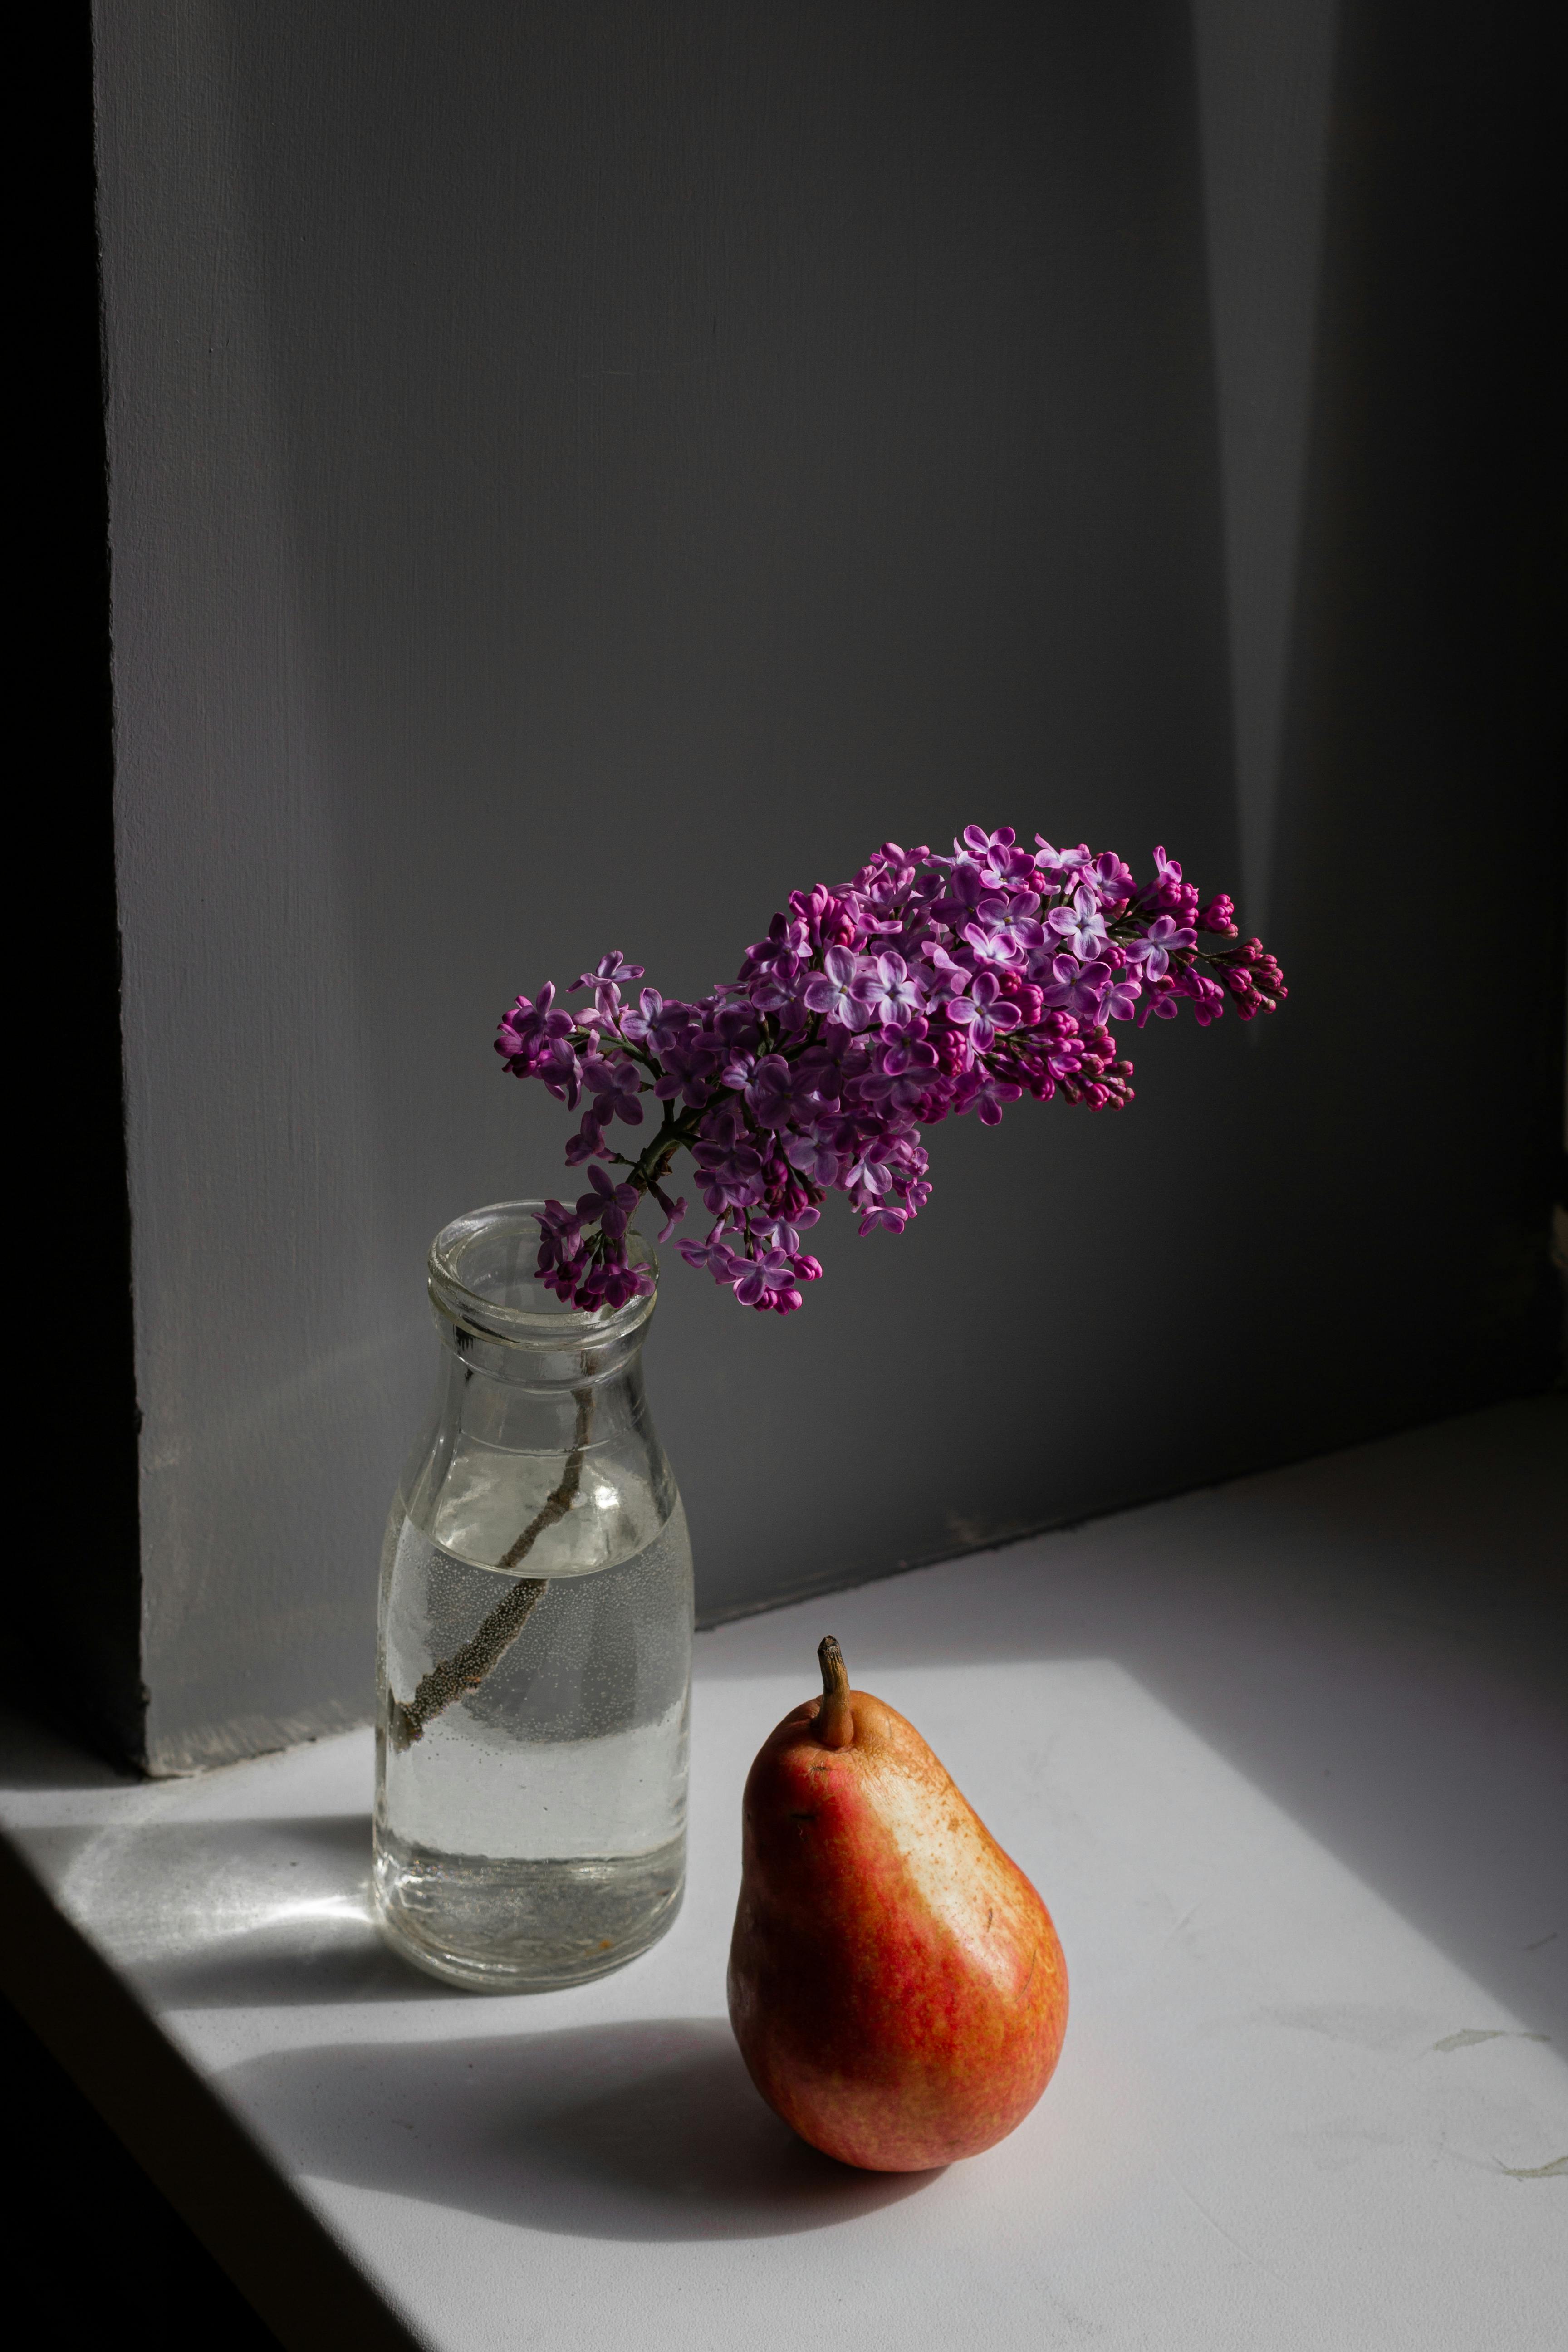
[88,1,1562,1773]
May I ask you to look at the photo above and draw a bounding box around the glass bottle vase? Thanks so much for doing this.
[373,1201,693,1990]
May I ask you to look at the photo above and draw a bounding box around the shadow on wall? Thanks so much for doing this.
[92,0,1230,1770]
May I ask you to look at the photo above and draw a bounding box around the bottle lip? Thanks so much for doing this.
[427,1200,657,1350]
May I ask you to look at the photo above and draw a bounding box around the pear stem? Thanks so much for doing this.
[815,1635,855,1749]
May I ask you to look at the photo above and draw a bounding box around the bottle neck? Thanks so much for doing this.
[406,1271,675,1576]
[434,1304,652,1395]
[426,1199,658,1392]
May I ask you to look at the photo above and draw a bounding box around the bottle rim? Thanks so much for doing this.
[427,1199,657,1350]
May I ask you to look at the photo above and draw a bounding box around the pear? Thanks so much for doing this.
[727,1636,1068,2171]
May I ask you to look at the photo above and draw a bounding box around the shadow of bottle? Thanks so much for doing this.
[220,2014,941,2241]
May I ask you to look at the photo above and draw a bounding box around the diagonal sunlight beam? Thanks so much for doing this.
[1191,0,1338,940]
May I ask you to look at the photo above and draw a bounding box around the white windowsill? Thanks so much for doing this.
[3,1397,1565,2350]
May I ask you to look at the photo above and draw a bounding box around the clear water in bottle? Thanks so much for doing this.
[375,1499,692,1989]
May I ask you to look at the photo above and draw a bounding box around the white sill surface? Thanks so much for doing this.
[4,1398,1566,2351]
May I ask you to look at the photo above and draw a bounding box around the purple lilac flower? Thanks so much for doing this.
[962,898,1038,970]
[946,970,1023,1050]
[495,824,1285,1312]
[1039,955,1107,1021]
[617,987,664,1044]
[747,961,799,1014]
[802,945,873,1030]
[955,1068,1024,1126]
[578,1165,640,1239]
[920,941,974,1001]
[583,1056,646,1126]
[1034,838,1092,888]
[694,1137,766,1213]
[1046,888,1109,961]
[744,1054,795,1127]
[495,984,575,1074]
[1088,852,1137,904]
[1124,915,1196,979]
[1099,970,1143,1024]
[677,1232,744,1280]
[732,1249,800,1309]
[541,1041,585,1110]
[859,951,925,1026]
[754,1209,819,1254]
[564,1113,606,1166]
[652,1041,720,1107]
[572,951,645,990]
[652,1188,687,1242]
[784,1129,841,1185]
[844,1139,897,1200]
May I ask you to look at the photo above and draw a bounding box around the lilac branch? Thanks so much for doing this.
[493,828,1287,1314]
